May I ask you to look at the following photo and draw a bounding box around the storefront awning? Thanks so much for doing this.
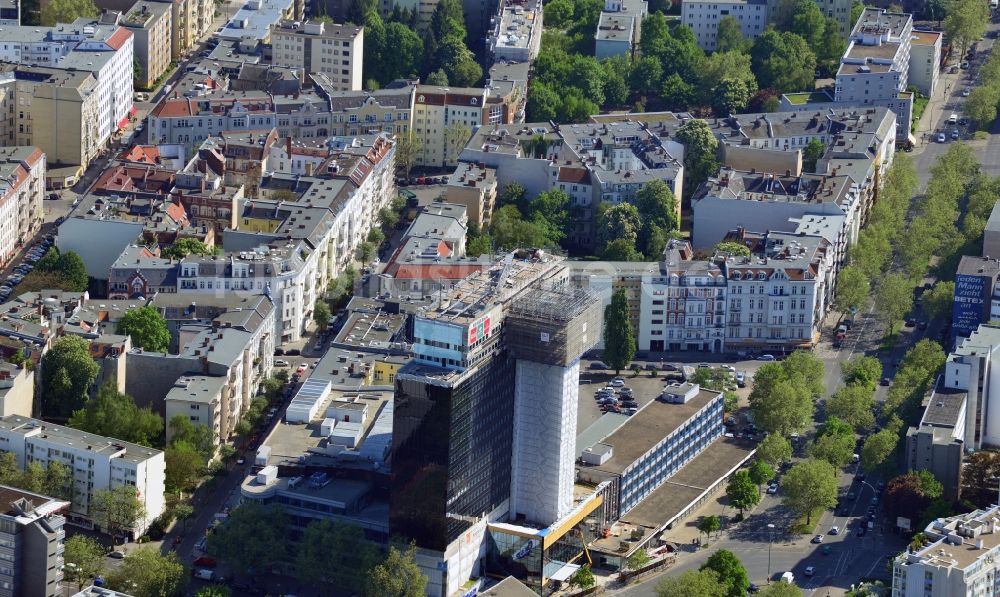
[117,116,129,130]
[129,106,138,116]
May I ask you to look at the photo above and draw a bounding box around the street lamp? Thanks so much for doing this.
[767,523,775,583]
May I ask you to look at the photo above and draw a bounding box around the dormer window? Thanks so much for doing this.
[733,272,741,280]
[418,95,425,103]
[758,272,766,280]
[471,98,478,105]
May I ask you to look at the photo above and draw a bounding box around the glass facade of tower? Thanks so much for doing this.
[389,351,516,551]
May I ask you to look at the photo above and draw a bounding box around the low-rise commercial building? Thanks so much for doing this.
[270,20,363,91]
[0,416,166,537]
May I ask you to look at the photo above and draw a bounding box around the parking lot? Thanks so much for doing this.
[0,233,56,302]
[576,358,766,434]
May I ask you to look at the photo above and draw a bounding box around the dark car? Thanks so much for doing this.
[881,377,891,386]
[274,348,285,356]
[48,192,60,201]
[286,349,301,356]
[857,526,867,537]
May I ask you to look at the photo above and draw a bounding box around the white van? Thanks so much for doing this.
[780,571,795,584]
[948,113,959,125]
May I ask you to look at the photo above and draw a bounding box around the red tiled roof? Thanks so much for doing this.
[120,145,160,165]
[105,27,133,51]
[391,263,488,280]
[150,99,194,118]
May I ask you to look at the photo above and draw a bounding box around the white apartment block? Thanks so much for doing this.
[836,9,912,103]
[489,0,543,63]
[682,0,768,52]
[893,505,1000,597]
[0,19,134,150]
[908,30,941,97]
[595,0,647,59]
[0,416,166,538]
[0,147,45,269]
[682,0,852,51]
[270,20,363,91]
[941,324,1000,451]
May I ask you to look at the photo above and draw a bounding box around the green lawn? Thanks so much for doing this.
[785,91,832,105]
[911,94,929,132]
[790,507,825,535]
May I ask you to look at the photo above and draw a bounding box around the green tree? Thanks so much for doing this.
[569,565,596,589]
[861,428,898,476]
[757,433,792,467]
[944,0,989,59]
[92,485,147,545]
[964,85,999,128]
[656,569,725,597]
[750,29,817,93]
[714,241,751,256]
[716,16,747,53]
[108,546,188,597]
[497,182,528,212]
[788,0,826,48]
[597,202,642,250]
[750,379,813,436]
[489,205,557,249]
[809,426,855,468]
[530,189,573,242]
[165,441,204,495]
[296,519,380,590]
[841,356,883,390]
[635,179,679,232]
[381,22,423,82]
[697,514,722,540]
[701,549,749,597]
[759,582,803,597]
[676,119,720,197]
[160,238,213,259]
[626,549,651,571]
[443,122,473,164]
[174,502,194,533]
[168,415,214,460]
[802,138,826,172]
[602,238,643,261]
[712,77,753,115]
[826,384,876,431]
[208,503,289,577]
[748,458,775,489]
[116,306,170,352]
[603,288,636,374]
[313,300,332,332]
[875,273,914,330]
[41,335,100,418]
[726,469,761,515]
[781,459,839,524]
[195,588,231,597]
[426,68,449,85]
[0,452,18,486]
[64,535,105,590]
[526,81,560,121]
[69,382,164,448]
[394,131,422,179]
[365,543,428,597]
[41,460,71,500]
[40,0,97,25]
[922,281,955,322]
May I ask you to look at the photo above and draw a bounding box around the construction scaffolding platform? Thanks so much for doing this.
[507,284,602,366]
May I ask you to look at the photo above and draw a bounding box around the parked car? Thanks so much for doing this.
[811,534,824,543]
[952,129,961,140]
[286,349,301,356]
[108,551,125,559]
[767,483,779,494]
[588,362,608,370]
[274,359,289,367]
[881,377,891,386]
[963,87,972,96]
[758,354,776,361]
[735,371,746,387]
[830,526,840,535]
[804,566,815,577]
[937,132,947,143]
[610,377,625,387]
[961,60,970,69]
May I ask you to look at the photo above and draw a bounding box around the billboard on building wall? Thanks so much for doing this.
[954,274,990,337]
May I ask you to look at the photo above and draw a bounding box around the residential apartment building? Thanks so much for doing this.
[270,20,363,91]
[692,167,862,251]
[0,416,166,537]
[892,505,1000,597]
[413,86,489,168]
[120,1,173,90]
[681,0,852,51]
[595,0,647,59]
[905,382,965,501]
[720,229,833,349]
[0,486,68,597]
[488,0,543,64]
[908,30,941,97]
[0,147,45,269]
[0,18,136,152]
[147,91,277,145]
[940,324,1000,452]
[637,241,727,353]
[837,9,912,104]
[444,161,497,229]
[460,120,684,249]
[0,65,101,179]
